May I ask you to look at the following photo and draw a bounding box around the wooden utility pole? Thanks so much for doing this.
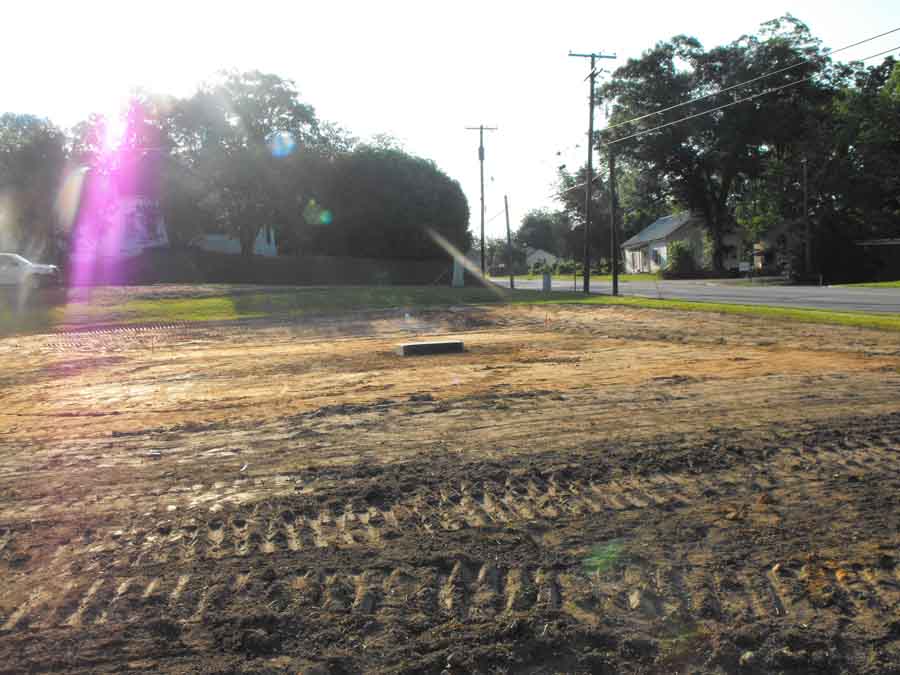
[504,194,514,290]
[609,149,619,296]
[569,50,616,294]
[802,157,810,274]
[465,125,498,275]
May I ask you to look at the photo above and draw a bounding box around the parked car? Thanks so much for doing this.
[0,253,60,287]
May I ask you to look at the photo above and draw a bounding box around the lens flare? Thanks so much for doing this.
[582,539,626,576]
[55,167,89,233]
[69,101,162,287]
[425,228,507,299]
[0,191,20,251]
[102,113,127,151]
[303,199,333,226]
[268,131,296,158]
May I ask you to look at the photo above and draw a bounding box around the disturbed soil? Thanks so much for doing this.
[1,298,899,674]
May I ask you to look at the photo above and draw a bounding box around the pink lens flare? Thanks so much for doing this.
[68,102,165,286]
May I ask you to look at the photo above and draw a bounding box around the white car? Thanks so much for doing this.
[0,253,60,287]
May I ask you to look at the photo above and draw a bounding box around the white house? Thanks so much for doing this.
[68,162,169,264]
[193,226,278,257]
[525,247,559,268]
[622,212,741,273]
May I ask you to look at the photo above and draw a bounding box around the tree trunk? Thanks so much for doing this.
[239,227,258,258]
[711,227,725,272]
[710,173,734,273]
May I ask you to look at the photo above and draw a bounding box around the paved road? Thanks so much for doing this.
[493,278,900,314]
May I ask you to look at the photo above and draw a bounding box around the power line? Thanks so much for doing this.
[604,26,900,134]
[604,43,900,147]
[551,31,900,196]
[485,208,507,225]
[553,42,899,198]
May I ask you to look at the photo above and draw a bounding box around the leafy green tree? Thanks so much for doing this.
[161,71,343,255]
[517,208,571,256]
[600,16,833,270]
[665,240,696,274]
[555,164,613,263]
[169,71,322,157]
[810,57,900,279]
[728,55,900,279]
[0,114,67,260]
[311,146,470,259]
[157,158,216,249]
[482,235,526,275]
[614,160,673,242]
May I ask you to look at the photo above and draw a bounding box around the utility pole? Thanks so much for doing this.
[609,148,619,296]
[802,157,810,275]
[569,50,615,294]
[465,124,498,275]
[504,194,514,290]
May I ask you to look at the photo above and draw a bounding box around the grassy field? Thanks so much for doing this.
[3,283,900,335]
[0,286,560,335]
[566,294,900,331]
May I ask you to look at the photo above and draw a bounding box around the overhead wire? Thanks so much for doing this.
[603,26,900,134]
[485,207,507,225]
[553,42,899,198]
[604,43,900,146]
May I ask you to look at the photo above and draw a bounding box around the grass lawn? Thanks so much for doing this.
[0,286,556,335]
[559,295,900,332]
[2,283,900,336]
[836,280,900,288]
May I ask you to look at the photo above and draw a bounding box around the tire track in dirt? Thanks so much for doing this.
[4,455,896,639]
[5,552,897,638]
[62,440,898,568]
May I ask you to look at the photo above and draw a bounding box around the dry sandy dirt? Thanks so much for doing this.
[1,298,900,674]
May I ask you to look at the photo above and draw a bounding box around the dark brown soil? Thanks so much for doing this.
[1,300,899,673]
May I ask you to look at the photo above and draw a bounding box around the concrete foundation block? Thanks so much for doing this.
[396,341,465,356]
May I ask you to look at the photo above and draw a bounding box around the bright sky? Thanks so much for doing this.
[3,1,900,241]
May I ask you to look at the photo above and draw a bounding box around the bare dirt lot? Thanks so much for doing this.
[1,299,899,674]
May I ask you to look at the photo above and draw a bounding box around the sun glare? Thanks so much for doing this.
[102,111,127,151]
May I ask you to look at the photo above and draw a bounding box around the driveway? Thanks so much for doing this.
[495,277,900,314]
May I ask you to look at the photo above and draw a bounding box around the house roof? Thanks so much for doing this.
[621,212,694,249]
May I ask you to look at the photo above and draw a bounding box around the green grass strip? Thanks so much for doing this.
[545,294,900,331]
[836,280,900,288]
[3,285,899,335]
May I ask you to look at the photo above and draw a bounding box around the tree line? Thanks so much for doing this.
[515,16,899,282]
[0,71,471,263]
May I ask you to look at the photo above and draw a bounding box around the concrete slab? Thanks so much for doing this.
[396,340,465,356]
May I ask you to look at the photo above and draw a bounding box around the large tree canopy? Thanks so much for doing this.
[0,114,67,260]
[311,146,471,259]
[59,71,469,261]
[517,209,571,257]
[595,15,882,273]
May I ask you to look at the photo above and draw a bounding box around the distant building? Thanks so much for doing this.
[525,247,559,268]
[622,212,741,273]
[69,153,169,264]
[193,226,278,257]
